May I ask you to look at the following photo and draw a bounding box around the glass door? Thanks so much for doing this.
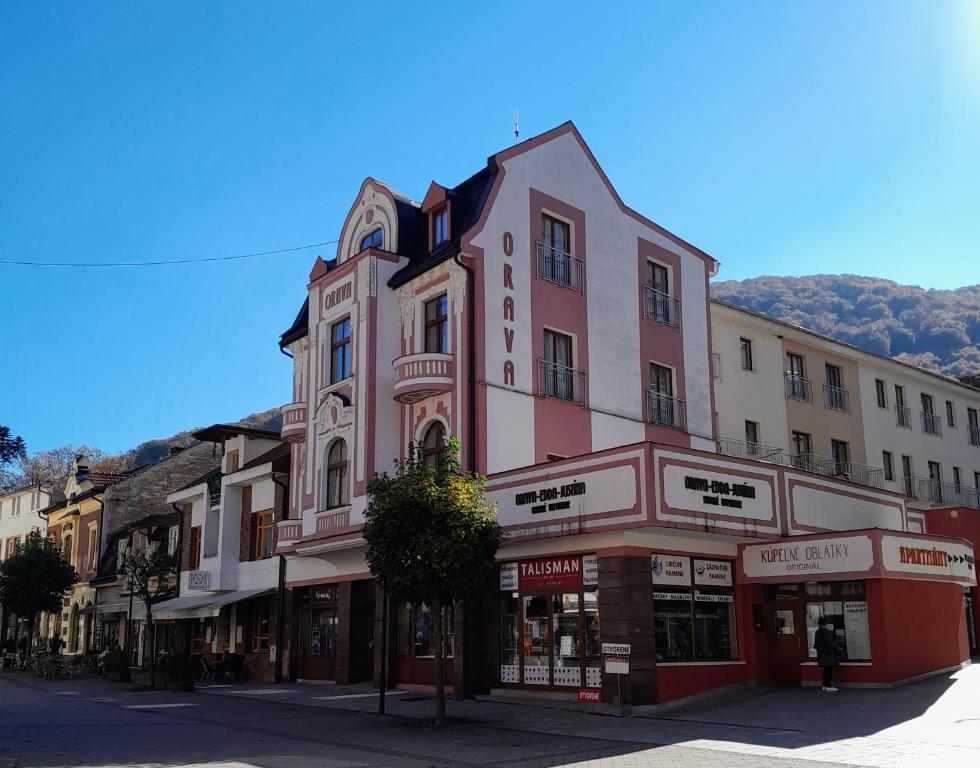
[552,593,581,686]
[521,595,551,685]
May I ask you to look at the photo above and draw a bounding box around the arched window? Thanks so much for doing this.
[62,534,73,563]
[325,440,349,509]
[359,228,383,252]
[421,422,446,468]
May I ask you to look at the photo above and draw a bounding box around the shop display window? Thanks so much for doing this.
[654,594,694,661]
[397,601,454,659]
[522,595,550,685]
[695,595,736,660]
[584,590,601,687]
[310,608,337,657]
[804,581,870,661]
[553,593,580,686]
[500,593,520,683]
[653,557,737,662]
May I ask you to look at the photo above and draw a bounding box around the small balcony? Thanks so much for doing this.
[537,359,587,406]
[896,404,912,429]
[275,519,303,549]
[904,477,980,509]
[536,241,584,292]
[793,453,884,490]
[280,402,308,443]
[393,352,454,404]
[647,391,686,431]
[718,436,790,466]
[970,424,980,447]
[784,373,813,403]
[823,383,850,413]
[643,286,680,328]
[921,411,942,436]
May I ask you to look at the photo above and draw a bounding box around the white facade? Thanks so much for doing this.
[0,485,50,556]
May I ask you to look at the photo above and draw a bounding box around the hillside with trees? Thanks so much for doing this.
[711,275,980,379]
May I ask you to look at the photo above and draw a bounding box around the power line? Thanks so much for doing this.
[0,239,338,268]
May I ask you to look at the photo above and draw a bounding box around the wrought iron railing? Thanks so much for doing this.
[921,411,942,436]
[642,286,680,328]
[784,373,812,403]
[718,436,792,466]
[905,477,980,509]
[823,384,850,412]
[647,391,686,430]
[792,453,883,489]
[537,359,587,405]
[896,404,912,429]
[536,242,584,291]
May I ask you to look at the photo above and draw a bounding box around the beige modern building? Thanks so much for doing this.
[711,298,980,522]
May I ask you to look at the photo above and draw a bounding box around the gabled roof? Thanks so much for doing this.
[192,424,281,443]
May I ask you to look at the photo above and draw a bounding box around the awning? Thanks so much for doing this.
[153,588,275,620]
[95,599,145,620]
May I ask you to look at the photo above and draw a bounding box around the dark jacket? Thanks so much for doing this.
[814,625,837,667]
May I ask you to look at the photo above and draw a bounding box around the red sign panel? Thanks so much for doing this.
[577,688,601,703]
[519,556,582,591]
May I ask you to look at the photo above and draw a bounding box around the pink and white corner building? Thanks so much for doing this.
[273,122,975,707]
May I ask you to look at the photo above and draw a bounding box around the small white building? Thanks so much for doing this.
[0,483,54,642]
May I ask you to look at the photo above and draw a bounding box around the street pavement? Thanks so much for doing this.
[1,665,979,768]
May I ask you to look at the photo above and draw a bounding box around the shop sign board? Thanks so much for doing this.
[741,535,875,581]
[653,591,691,601]
[880,535,976,585]
[652,553,691,585]
[583,554,598,587]
[693,590,733,603]
[694,559,732,587]
[604,655,630,674]
[577,688,601,703]
[499,562,518,591]
[843,601,871,659]
[601,643,631,655]
[518,555,582,591]
[662,464,774,521]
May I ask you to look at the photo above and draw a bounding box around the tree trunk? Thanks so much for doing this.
[431,592,446,727]
[26,613,35,659]
[148,612,156,689]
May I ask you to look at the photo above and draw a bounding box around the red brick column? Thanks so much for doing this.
[598,554,656,707]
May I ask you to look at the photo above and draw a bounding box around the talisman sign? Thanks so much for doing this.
[519,556,582,590]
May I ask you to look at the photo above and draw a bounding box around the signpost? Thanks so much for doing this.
[601,643,630,713]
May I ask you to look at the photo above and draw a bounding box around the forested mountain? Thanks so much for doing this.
[711,275,980,379]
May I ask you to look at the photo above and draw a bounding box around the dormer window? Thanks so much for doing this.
[432,209,448,247]
[359,228,383,252]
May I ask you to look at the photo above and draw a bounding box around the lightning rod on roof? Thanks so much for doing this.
[514,109,519,143]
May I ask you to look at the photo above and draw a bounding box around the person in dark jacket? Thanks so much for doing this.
[814,617,839,691]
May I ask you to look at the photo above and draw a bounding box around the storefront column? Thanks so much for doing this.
[335,581,353,685]
[597,553,656,707]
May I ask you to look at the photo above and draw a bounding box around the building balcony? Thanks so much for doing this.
[823,383,850,413]
[647,390,686,431]
[280,402,308,443]
[536,241,584,292]
[717,439,885,490]
[276,519,303,548]
[903,477,980,509]
[537,359,588,406]
[393,352,454,404]
[921,411,942,436]
[896,404,912,429]
[718,436,791,466]
[643,286,680,328]
[784,373,813,403]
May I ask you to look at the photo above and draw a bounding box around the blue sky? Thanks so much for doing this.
[1,1,978,454]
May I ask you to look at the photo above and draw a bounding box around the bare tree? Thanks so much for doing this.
[122,545,177,688]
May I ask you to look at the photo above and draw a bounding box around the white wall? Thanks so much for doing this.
[711,304,789,452]
[0,487,49,552]
[471,130,712,473]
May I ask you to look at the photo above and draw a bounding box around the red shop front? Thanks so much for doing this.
[497,553,602,692]
[741,529,976,687]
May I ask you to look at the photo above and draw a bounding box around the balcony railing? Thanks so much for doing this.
[537,359,587,405]
[536,241,584,292]
[784,373,813,403]
[392,352,454,404]
[904,477,980,509]
[280,402,308,443]
[718,436,792,466]
[642,286,680,328]
[823,384,850,412]
[208,489,221,509]
[896,404,912,429]
[792,453,884,489]
[646,391,686,430]
[921,411,942,436]
[970,424,980,447]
